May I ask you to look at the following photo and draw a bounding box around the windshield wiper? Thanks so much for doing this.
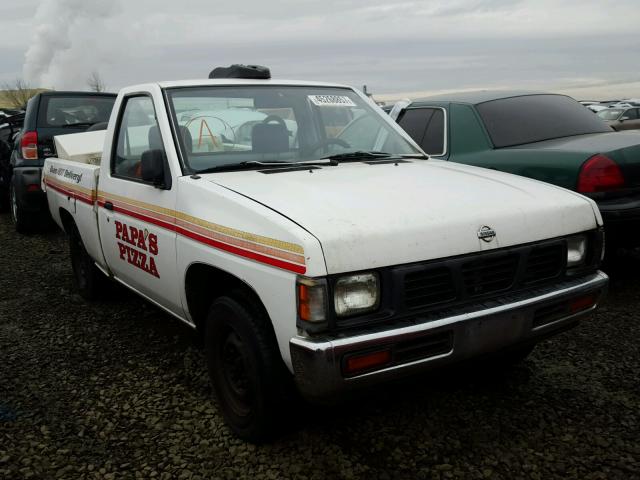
[196,160,334,174]
[320,151,393,162]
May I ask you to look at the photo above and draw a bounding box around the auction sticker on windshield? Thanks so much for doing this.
[308,95,356,107]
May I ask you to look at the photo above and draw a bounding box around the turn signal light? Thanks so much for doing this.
[577,154,624,193]
[343,349,392,376]
[21,131,39,160]
[297,278,327,323]
[569,294,597,314]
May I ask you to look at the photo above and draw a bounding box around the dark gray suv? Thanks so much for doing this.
[9,91,116,232]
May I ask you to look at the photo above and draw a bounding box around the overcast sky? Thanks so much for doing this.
[1,0,639,100]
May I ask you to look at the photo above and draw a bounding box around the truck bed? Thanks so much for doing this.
[42,157,105,268]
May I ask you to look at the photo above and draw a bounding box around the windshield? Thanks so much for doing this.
[165,86,421,172]
[476,94,612,148]
[597,109,624,121]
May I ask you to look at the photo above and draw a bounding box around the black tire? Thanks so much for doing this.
[68,223,106,300]
[9,181,35,233]
[205,291,293,442]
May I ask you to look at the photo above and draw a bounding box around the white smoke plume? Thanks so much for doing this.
[23,0,122,90]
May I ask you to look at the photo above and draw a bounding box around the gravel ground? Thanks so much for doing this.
[0,212,638,480]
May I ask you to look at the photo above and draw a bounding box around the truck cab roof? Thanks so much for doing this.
[123,78,352,93]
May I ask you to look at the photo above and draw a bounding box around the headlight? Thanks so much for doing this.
[567,234,587,267]
[334,273,380,317]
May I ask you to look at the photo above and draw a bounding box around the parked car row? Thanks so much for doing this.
[596,105,640,131]
[387,91,640,250]
[581,99,640,131]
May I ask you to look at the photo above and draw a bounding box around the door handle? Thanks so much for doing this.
[104,201,114,211]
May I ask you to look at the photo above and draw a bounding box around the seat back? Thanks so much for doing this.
[148,125,163,150]
[251,123,288,153]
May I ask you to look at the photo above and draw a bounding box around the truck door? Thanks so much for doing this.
[97,94,181,314]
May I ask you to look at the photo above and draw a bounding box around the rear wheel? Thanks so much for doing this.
[68,224,106,300]
[205,292,293,442]
[9,182,34,233]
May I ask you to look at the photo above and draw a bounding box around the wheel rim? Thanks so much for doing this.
[219,328,252,417]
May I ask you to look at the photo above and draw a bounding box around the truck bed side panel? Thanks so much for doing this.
[42,158,107,269]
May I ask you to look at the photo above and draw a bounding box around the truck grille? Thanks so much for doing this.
[524,244,565,283]
[404,267,456,309]
[461,253,518,296]
[402,241,566,311]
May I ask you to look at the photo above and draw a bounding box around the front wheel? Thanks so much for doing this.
[205,293,293,442]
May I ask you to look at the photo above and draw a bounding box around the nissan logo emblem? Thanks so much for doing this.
[477,226,496,243]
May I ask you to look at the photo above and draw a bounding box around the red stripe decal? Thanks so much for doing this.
[46,180,94,205]
[175,224,307,274]
[97,200,306,274]
[49,177,306,273]
[99,201,178,233]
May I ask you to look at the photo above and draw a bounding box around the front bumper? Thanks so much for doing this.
[290,271,608,399]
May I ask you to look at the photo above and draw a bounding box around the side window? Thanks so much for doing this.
[398,108,434,146]
[398,108,445,156]
[113,96,164,180]
[628,109,640,120]
[422,109,445,155]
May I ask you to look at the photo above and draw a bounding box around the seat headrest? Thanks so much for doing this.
[179,125,193,153]
[148,125,163,150]
[251,123,289,154]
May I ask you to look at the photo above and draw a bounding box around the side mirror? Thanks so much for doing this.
[619,116,629,122]
[141,149,167,188]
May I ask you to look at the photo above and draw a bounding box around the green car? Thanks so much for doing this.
[389,92,640,247]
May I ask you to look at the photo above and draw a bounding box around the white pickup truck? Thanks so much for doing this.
[42,67,608,441]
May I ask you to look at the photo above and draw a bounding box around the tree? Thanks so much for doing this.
[87,71,107,92]
[0,79,39,109]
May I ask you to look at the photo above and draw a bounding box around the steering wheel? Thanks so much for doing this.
[307,138,351,154]
[262,115,287,128]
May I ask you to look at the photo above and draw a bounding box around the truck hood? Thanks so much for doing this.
[204,160,599,274]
